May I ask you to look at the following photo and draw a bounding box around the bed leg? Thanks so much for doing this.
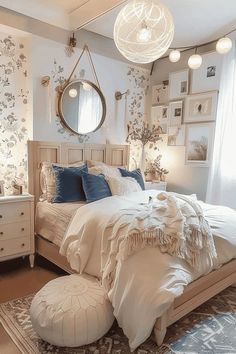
[154,314,167,346]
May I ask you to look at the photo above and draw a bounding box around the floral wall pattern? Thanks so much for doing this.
[126,66,150,170]
[0,34,31,194]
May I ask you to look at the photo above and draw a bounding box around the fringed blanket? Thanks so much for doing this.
[101,192,216,289]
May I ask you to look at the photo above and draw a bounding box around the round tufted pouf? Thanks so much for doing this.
[30,274,114,347]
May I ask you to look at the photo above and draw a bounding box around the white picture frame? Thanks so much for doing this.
[169,101,183,126]
[184,91,218,123]
[152,83,169,105]
[0,181,5,196]
[151,105,169,134]
[191,51,223,93]
[185,122,214,166]
[168,125,186,146]
[169,69,189,100]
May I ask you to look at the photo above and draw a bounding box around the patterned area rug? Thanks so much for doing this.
[1,287,236,354]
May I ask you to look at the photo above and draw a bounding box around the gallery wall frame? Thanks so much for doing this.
[185,122,215,167]
[169,69,189,100]
[184,91,218,123]
[152,83,169,105]
[191,51,223,94]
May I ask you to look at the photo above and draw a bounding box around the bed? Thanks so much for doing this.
[28,140,236,350]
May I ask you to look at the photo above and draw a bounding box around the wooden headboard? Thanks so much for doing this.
[27,140,130,202]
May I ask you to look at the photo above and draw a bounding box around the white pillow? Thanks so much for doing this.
[88,165,121,179]
[107,176,142,196]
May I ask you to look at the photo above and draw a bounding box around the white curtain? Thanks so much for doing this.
[206,38,236,208]
[78,87,102,134]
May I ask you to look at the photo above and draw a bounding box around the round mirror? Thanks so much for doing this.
[58,79,106,135]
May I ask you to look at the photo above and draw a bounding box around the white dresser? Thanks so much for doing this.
[0,194,35,267]
[145,181,167,191]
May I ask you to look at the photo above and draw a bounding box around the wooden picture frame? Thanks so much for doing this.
[184,91,218,123]
[169,69,189,100]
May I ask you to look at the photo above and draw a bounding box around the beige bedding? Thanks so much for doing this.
[36,201,86,246]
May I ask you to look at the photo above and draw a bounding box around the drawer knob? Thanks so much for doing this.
[0,232,3,235]
[21,228,25,231]
[0,248,4,251]
[21,243,25,247]
[0,215,2,218]
[20,212,24,216]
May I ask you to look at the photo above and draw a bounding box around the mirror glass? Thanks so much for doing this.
[59,80,106,135]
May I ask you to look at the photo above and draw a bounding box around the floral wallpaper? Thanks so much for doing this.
[0,34,31,194]
[126,66,150,170]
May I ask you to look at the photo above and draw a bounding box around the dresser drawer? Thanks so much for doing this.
[0,237,30,258]
[0,221,30,240]
[0,202,30,224]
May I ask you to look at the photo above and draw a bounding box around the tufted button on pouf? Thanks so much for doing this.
[30,274,114,347]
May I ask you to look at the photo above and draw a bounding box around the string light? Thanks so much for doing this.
[169,49,181,63]
[188,54,202,69]
[216,37,233,54]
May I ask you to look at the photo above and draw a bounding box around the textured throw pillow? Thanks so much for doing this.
[88,165,121,179]
[40,161,85,202]
[119,168,145,190]
[81,171,112,203]
[52,165,87,203]
[107,176,142,196]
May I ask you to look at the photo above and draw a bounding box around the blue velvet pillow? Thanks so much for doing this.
[81,171,112,203]
[53,165,88,203]
[118,168,145,190]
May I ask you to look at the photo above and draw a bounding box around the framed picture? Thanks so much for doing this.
[191,52,223,93]
[185,123,214,166]
[151,106,169,134]
[152,83,169,105]
[169,69,189,100]
[169,101,183,126]
[184,91,218,123]
[0,181,4,196]
[168,125,186,146]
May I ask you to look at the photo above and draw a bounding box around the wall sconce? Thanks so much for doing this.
[41,76,50,87]
[115,89,130,101]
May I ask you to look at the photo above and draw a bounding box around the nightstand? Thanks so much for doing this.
[0,194,35,268]
[145,181,167,191]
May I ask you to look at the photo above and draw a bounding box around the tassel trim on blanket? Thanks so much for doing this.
[101,193,217,289]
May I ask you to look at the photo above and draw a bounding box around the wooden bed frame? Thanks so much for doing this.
[28,140,236,346]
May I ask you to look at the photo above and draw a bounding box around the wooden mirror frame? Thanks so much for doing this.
[58,79,107,136]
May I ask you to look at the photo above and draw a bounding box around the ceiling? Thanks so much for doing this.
[1,0,236,47]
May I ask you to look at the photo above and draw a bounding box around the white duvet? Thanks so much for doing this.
[60,190,236,351]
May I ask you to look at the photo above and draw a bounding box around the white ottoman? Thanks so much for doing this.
[30,274,114,347]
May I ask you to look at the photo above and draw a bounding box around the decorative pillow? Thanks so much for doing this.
[119,168,145,190]
[40,161,85,202]
[107,176,142,196]
[81,171,112,203]
[53,165,87,203]
[88,165,121,179]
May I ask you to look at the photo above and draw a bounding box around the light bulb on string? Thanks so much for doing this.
[169,49,181,63]
[216,37,233,54]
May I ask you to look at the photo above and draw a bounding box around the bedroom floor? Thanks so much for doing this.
[0,257,65,354]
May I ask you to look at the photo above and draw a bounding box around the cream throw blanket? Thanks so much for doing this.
[61,192,216,285]
[100,192,216,289]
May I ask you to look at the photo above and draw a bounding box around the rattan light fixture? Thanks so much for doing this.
[114,0,174,64]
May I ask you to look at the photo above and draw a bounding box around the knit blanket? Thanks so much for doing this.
[60,191,216,282]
